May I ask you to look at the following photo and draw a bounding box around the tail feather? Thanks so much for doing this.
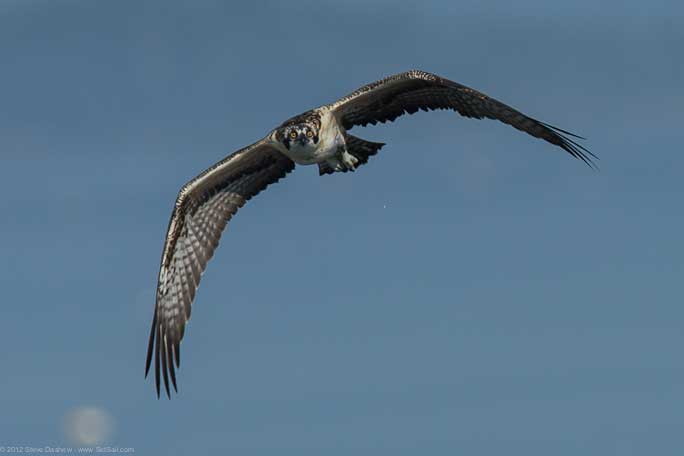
[318,135,385,176]
[346,135,385,166]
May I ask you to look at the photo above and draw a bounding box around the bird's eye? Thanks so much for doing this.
[289,131,297,139]
[306,130,313,138]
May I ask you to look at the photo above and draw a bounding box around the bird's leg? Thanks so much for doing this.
[339,149,359,170]
[336,143,359,171]
[322,131,359,173]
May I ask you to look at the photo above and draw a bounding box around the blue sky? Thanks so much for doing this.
[1,0,682,454]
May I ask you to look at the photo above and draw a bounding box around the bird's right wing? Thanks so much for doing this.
[145,138,295,398]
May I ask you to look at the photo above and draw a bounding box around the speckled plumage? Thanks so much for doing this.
[145,70,595,398]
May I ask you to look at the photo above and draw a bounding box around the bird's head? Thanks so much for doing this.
[275,123,319,150]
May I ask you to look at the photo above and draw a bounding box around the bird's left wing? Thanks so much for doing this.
[326,70,595,166]
[145,138,295,398]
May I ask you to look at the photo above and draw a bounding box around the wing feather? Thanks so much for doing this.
[145,139,295,397]
[328,70,596,166]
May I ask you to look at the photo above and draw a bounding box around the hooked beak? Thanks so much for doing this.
[295,134,308,146]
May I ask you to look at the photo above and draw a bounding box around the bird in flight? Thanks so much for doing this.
[145,70,594,398]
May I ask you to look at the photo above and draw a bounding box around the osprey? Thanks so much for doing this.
[145,70,594,397]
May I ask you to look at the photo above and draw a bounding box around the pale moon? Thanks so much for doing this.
[63,406,114,446]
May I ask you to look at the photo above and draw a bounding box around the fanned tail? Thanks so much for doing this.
[346,135,385,166]
[318,135,386,176]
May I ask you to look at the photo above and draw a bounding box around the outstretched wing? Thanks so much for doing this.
[145,138,295,398]
[327,70,595,166]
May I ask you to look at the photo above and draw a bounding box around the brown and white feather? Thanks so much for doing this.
[326,70,595,166]
[145,139,295,398]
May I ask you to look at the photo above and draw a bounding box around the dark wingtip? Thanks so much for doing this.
[148,302,180,398]
[168,343,178,393]
[541,122,598,170]
[161,336,171,399]
[538,120,587,140]
[145,306,158,379]
[154,323,161,399]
